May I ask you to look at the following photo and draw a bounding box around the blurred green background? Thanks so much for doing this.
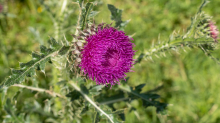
[1,0,220,122]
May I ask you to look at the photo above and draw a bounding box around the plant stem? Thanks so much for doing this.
[60,0,68,15]
[143,37,214,59]
[12,84,66,99]
[69,81,114,123]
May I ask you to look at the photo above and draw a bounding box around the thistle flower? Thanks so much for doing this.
[209,21,219,41]
[74,23,135,86]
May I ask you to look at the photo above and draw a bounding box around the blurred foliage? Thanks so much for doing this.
[0,0,220,123]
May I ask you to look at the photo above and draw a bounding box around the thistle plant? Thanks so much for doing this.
[0,0,219,122]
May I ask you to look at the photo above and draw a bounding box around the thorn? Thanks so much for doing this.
[105,24,110,29]
[151,40,155,48]
[60,39,64,46]
[76,41,83,47]
[73,42,81,51]
[110,22,113,26]
[97,25,104,30]
[90,27,96,33]
[77,36,82,40]
[182,47,186,52]
[79,32,85,37]
[63,34,68,43]
[158,34,161,41]
[155,54,159,58]
[86,23,89,29]
[163,52,166,57]
[71,34,76,38]
[93,19,95,25]
[83,29,90,34]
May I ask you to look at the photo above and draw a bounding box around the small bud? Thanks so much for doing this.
[209,21,219,42]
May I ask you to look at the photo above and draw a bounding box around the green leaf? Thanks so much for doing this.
[93,111,100,123]
[89,11,99,18]
[77,0,84,8]
[89,85,105,96]
[4,98,25,122]
[197,0,210,14]
[80,84,89,95]
[119,84,167,113]
[107,4,123,28]
[4,98,14,116]
[0,37,67,89]
[66,90,81,101]
[99,105,123,123]
[107,4,130,30]
[58,46,70,55]
[80,2,94,30]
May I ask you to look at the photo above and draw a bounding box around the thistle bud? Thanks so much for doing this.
[209,21,219,42]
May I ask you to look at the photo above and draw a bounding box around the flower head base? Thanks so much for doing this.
[77,23,135,86]
[209,21,219,42]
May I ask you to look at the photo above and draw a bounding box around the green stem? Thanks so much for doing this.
[69,81,114,123]
[143,37,214,59]
[60,0,68,15]
[12,84,66,99]
[74,2,82,37]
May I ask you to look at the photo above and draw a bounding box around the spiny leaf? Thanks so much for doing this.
[89,11,99,18]
[89,85,105,96]
[80,2,94,30]
[66,90,81,101]
[0,38,67,89]
[197,0,210,14]
[119,84,167,113]
[93,111,100,123]
[4,98,26,122]
[80,84,89,95]
[48,37,60,49]
[77,0,84,8]
[107,4,122,28]
[58,46,70,55]
[107,4,129,30]
[99,105,123,123]
[89,104,122,123]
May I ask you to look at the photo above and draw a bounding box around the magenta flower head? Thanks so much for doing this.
[74,23,135,86]
[209,21,219,41]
